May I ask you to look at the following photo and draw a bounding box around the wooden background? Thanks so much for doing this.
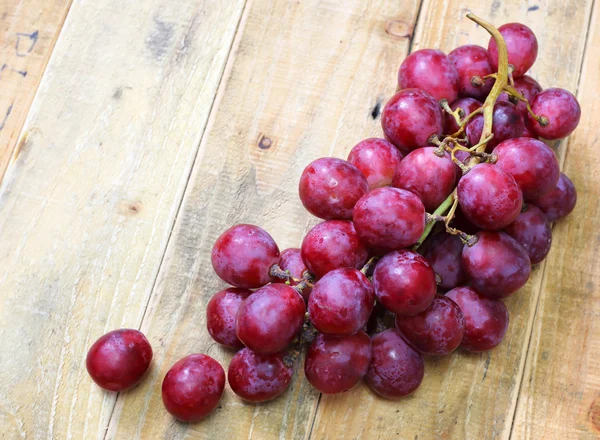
[0,0,597,439]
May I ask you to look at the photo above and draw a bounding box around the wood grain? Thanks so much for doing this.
[511,2,600,439]
[105,1,422,438]
[309,1,595,439]
[0,0,72,181]
[0,0,245,438]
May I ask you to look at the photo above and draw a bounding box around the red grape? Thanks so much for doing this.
[395,295,465,355]
[444,97,482,135]
[393,147,458,211]
[448,45,494,100]
[365,329,424,398]
[162,354,225,422]
[308,268,375,335]
[236,284,305,354]
[531,173,577,222]
[353,187,425,253]
[422,233,466,291]
[299,157,368,220]
[398,49,460,102]
[347,138,404,189]
[372,250,436,316]
[445,286,509,352]
[206,288,252,349]
[462,231,531,299]
[504,204,552,264]
[212,224,279,289]
[381,88,443,154]
[457,163,523,230]
[271,248,311,301]
[466,101,525,150]
[526,88,581,140]
[304,331,371,394]
[488,23,538,77]
[512,75,542,116]
[301,220,368,278]
[227,348,292,402]
[86,329,153,392]
[493,137,560,201]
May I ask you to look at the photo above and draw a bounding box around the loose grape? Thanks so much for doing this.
[531,173,577,221]
[504,204,552,264]
[527,88,581,140]
[347,138,404,189]
[488,23,538,77]
[398,49,460,102]
[206,288,252,349]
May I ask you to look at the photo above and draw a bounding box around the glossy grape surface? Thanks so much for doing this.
[423,233,466,291]
[527,88,581,140]
[206,288,252,349]
[531,173,577,222]
[504,204,552,264]
[466,101,525,150]
[448,45,494,100]
[398,49,460,102]
[488,22,538,77]
[347,138,403,189]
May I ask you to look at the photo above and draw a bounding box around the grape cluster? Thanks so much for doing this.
[85,16,579,422]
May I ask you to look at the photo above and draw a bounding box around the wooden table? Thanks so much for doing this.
[0,0,597,439]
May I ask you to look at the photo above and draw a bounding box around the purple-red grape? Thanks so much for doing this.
[444,97,482,135]
[162,354,225,422]
[462,231,531,299]
[212,224,279,289]
[445,286,509,352]
[228,348,292,402]
[396,295,465,355]
[512,75,542,116]
[308,268,374,335]
[488,23,538,77]
[304,331,371,394]
[301,220,368,278]
[271,248,311,301]
[466,101,525,150]
[236,284,305,354]
[504,204,552,264]
[393,147,458,211]
[381,88,443,154]
[527,88,581,140]
[493,137,560,201]
[398,49,460,102]
[347,138,404,189]
[206,288,252,349]
[531,173,577,222]
[86,329,153,392]
[448,45,494,100]
[457,163,523,230]
[365,329,424,398]
[423,233,466,291]
[372,250,437,316]
[353,187,425,253]
[299,157,368,220]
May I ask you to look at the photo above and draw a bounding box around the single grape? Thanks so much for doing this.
[488,22,538,77]
[372,250,436,316]
[504,204,552,264]
[444,97,482,135]
[457,163,523,230]
[162,354,225,422]
[206,288,252,349]
[301,220,368,278]
[493,137,560,201]
[365,328,424,398]
[304,331,371,394]
[86,329,153,392]
[393,147,458,211]
[271,248,311,301]
[236,284,305,354]
[445,286,509,352]
[448,45,494,100]
[531,173,577,222]
[527,88,581,140]
[353,187,425,253]
[211,224,279,289]
[347,138,404,189]
[381,88,443,154]
[466,101,525,150]
[299,157,368,220]
[398,49,460,102]
[308,268,375,335]
[227,348,292,402]
[512,75,542,117]
[396,295,465,355]
[422,233,466,291]
[462,231,531,299]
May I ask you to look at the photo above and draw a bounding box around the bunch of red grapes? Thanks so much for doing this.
[85,18,579,422]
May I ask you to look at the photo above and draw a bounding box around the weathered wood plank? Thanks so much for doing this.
[511,3,600,439]
[310,1,594,439]
[0,0,72,181]
[106,1,422,438]
[0,0,245,438]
